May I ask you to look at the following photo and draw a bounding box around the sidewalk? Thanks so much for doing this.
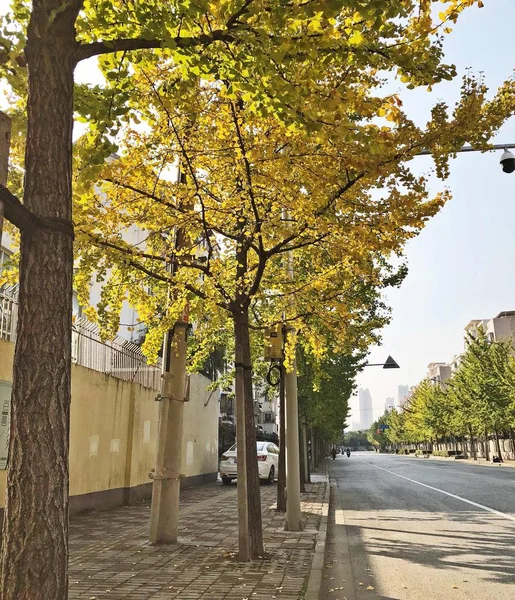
[68,476,328,599]
[408,454,515,468]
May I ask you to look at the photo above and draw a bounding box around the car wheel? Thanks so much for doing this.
[266,466,275,485]
[221,476,232,486]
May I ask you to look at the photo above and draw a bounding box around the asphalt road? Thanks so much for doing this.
[320,452,515,600]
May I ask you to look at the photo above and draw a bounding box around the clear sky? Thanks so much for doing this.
[352,0,515,426]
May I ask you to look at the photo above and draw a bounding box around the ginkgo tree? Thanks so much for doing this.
[75,39,515,558]
[0,0,511,597]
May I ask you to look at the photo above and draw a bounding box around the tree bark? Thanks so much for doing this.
[484,428,490,462]
[276,361,286,513]
[494,429,503,462]
[469,426,477,460]
[0,2,81,598]
[233,309,263,559]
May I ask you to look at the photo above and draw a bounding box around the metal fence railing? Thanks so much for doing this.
[0,289,161,390]
[0,286,17,342]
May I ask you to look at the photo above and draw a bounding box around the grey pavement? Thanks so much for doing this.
[321,452,515,600]
[68,477,327,599]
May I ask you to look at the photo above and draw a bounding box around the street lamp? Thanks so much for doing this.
[416,142,515,173]
[364,355,400,369]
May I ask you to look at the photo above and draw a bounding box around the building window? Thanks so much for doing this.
[264,412,275,424]
[0,247,12,274]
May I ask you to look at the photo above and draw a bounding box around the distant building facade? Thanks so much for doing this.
[427,362,452,383]
[397,384,410,408]
[385,397,395,411]
[358,388,374,429]
[465,311,515,347]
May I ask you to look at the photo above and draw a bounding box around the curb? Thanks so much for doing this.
[404,454,515,468]
[304,471,330,600]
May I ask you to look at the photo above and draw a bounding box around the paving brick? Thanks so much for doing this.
[68,479,326,599]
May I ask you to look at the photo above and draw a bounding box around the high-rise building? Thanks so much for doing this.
[358,388,374,429]
[385,397,395,411]
[397,385,410,408]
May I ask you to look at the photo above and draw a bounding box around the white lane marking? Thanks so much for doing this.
[334,509,345,525]
[371,463,515,524]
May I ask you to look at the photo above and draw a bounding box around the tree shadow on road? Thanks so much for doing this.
[347,513,515,586]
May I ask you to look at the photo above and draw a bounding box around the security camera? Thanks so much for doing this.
[500,149,515,173]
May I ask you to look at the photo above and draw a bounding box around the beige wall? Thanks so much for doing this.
[182,374,219,479]
[0,339,218,510]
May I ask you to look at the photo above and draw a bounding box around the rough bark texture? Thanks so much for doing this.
[276,363,286,513]
[494,429,503,462]
[234,310,264,558]
[0,2,80,598]
[484,429,490,462]
[469,427,477,460]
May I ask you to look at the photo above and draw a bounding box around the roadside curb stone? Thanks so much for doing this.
[406,454,515,468]
[304,471,330,600]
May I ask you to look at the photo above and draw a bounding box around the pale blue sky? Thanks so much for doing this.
[353,0,515,425]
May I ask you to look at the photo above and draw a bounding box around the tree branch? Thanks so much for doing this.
[74,30,234,63]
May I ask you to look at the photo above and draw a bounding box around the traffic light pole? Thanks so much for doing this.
[0,111,12,246]
[283,211,302,532]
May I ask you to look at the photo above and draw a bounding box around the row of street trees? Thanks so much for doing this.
[1,1,515,598]
[368,330,515,460]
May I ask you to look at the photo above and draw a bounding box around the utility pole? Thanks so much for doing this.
[301,417,310,484]
[283,209,302,532]
[0,111,12,246]
[235,341,249,561]
[149,167,189,544]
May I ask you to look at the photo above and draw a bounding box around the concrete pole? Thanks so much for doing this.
[302,419,310,484]
[283,208,302,532]
[0,111,12,246]
[149,319,188,543]
[149,166,188,544]
[284,345,302,530]
[235,342,249,561]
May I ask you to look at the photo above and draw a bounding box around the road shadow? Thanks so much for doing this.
[329,457,515,593]
[350,514,515,586]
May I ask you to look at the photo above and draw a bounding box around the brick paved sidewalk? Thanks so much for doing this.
[68,477,327,600]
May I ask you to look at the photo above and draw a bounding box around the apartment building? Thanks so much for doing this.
[427,361,452,383]
[465,311,515,346]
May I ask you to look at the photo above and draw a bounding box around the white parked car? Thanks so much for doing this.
[219,441,279,486]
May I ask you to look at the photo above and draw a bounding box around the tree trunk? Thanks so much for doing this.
[494,429,503,462]
[484,428,490,462]
[276,361,286,512]
[233,309,263,559]
[510,428,515,460]
[469,426,477,460]
[0,3,80,598]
